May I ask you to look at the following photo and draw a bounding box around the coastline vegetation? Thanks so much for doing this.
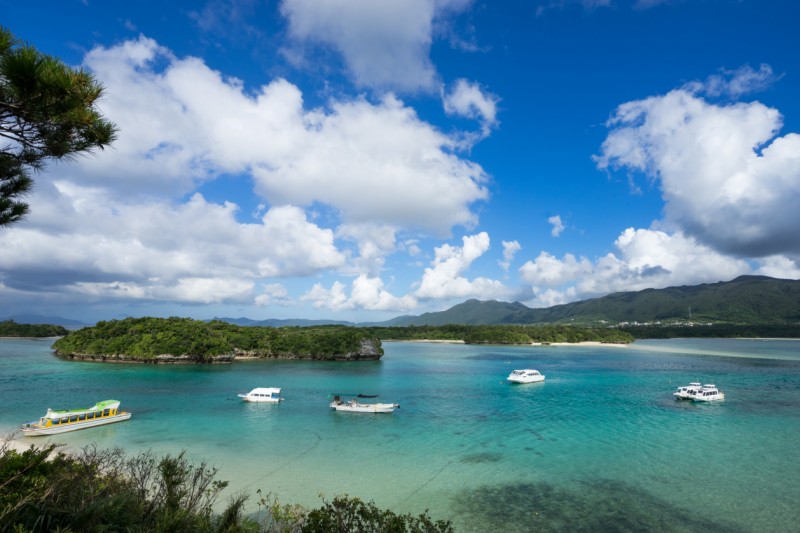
[0,320,68,337]
[364,324,634,344]
[0,442,452,532]
[619,323,800,339]
[50,318,634,363]
[52,317,383,362]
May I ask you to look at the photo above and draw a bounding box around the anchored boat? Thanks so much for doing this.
[329,394,399,414]
[238,387,284,403]
[673,382,703,400]
[693,384,725,402]
[507,369,545,384]
[21,399,131,436]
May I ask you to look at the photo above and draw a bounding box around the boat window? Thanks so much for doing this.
[79,413,86,420]
[52,419,60,425]
[61,417,69,424]
[70,415,78,422]
[103,409,110,416]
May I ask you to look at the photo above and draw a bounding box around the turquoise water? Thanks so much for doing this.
[2,338,799,532]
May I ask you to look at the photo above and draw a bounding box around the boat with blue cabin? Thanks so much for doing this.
[21,399,131,436]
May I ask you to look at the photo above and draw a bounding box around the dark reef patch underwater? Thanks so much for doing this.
[451,478,744,533]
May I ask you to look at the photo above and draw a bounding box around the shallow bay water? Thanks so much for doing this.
[2,337,799,532]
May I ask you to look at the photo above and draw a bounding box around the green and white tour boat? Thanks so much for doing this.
[21,399,132,436]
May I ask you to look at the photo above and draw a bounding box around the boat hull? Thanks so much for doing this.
[507,376,545,384]
[21,412,132,436]
[693,394,725,402]
[673,391,698,400]
[238,394,282,403]
[507,369,545,384]
[330,402,398,413]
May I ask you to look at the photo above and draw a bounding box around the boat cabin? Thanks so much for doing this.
[238,387,283,402]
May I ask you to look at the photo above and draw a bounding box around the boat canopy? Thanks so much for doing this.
[247,387,281,395]
[45,400,120,419]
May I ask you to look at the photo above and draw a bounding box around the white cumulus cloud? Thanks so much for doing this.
[548,215,565,237]
[685,64,782,99]
[595,85,800,258]
[302,275,416,312]
[415,232,509,300]
[443,78,500,136]
[520,228,752,307]
[281,0,471,92]
[0,35,494,312]
[498,240,521,272]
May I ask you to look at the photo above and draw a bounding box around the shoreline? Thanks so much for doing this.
[390,339,627,346]
[1,433,58,455]
[537,341,628,347]
[389,339,465,344]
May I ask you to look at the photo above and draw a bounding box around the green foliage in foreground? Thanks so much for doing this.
[0,443,452,533]
[0,320,68,337]
[52,317,382,361]
[365,324,634,344]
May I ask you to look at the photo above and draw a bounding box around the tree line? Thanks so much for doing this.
[0,320,68,337]
[52,317,383,362]
[363,324,634,344]
[619,323,800,339]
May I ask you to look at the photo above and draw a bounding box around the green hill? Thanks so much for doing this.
[386,276,800,326]
[381,300,532,326]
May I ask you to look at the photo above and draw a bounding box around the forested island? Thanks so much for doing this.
[52,317,383,363]
[48,317,635,363]
[0,320,68,337]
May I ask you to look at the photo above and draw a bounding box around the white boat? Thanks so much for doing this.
[673,382,703,400]
[507,369,545,384]
[693,384,725,402]
[238,387,283,403]
[21,399,131,436]
[329,394,399,414]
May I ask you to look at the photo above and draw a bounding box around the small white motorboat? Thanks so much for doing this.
[673,382,703,400]
[329,394,399,414]
[507,369,545,384]
[692,384,725,402]
[238,387,283,403]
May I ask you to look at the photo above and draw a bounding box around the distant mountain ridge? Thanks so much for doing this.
[0,314,88,326]
[212,317,353,327]
[380,276,800,326]
[7,276,798,328]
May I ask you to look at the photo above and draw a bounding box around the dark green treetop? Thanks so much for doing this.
[0,26,117,226]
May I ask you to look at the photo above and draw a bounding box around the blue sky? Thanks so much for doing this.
[1,0,799,323]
